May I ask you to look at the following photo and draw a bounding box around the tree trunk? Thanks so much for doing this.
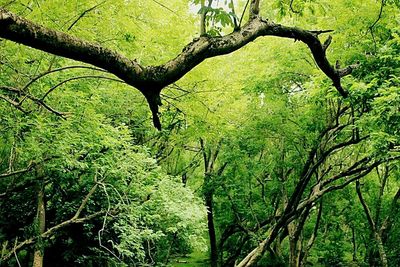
[33,183,46,267]
[351,225,357,262]
[374,232,388,267]
[356,180,388,267]
[200,138,225,267]
[206,192,218,267]
[288,225,302,267]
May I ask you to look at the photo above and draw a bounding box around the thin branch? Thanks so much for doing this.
[151,0,176,14]
[290,0,300,14]
[356,180,388,267]
[22,65,108,92]
[322,35,332,52]
[0,161,35,178]
[97,181,121,261]
[72,183,99,219]
[67,0,107,31]
[2,73,124,117]
[41,75,125,100]
[380,188,400,237]
[337,62,361,78]
[0,94,28,114]
[306,199,323,251]
[199,0,213,36]
[13,238,21,267]
[1,1,17,9]
[230,0,239,29]
[369,0,385,52]
[239,0,250,28]
[356,180,376,231]
[370,0,385,31]
[0,86,67,117]
[309,29,334,35]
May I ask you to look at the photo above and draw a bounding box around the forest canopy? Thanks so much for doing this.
[1,0,400,266]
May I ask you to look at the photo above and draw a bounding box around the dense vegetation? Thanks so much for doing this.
[0,0,400,266]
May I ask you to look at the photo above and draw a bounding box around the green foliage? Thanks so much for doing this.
[1,0,400,266]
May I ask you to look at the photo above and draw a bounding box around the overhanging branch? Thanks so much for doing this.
[0,7,357,128]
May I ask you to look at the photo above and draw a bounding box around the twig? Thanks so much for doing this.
[22,65,107,92]
[309,29,334,36]
[1,0,16,9]
[0,95,28,114]
[0,161,35,179]
[290,0,300,14]
[151,0,176,14]
[13,238,21,267]
[2,86,68,117]
[41,75,125,100]
[97,181,121,261]
[239,0,250,28]
[370,0,385,31]
[67,0,107,31]
[369,0,385,52]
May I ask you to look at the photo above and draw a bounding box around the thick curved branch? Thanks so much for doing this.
[161,18,351,96]
[0,8,355,127]
[0,9,145,87]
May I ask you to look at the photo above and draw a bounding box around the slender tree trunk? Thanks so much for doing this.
[356,180,388,267]
[206,192,218,267]
[351,226,357,262]
[33,183,45,267]
[200,0,206,35]
[199,138,225,267]
[272,239,284,265]
[288,225,302,267]
[374,232,388,267]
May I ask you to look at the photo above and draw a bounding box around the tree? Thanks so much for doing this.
[1,0,400,266]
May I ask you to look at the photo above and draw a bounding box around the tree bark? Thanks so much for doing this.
[374,232,388,267]
[200,138,225,267]
[206,191,218,267]
[356,180,388,267]
[33,183,46,267]
[288,225,302,267]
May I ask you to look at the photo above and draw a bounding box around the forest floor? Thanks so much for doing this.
[171,251,209,267]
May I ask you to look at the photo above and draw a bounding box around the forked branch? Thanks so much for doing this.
[0,7,357,128]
